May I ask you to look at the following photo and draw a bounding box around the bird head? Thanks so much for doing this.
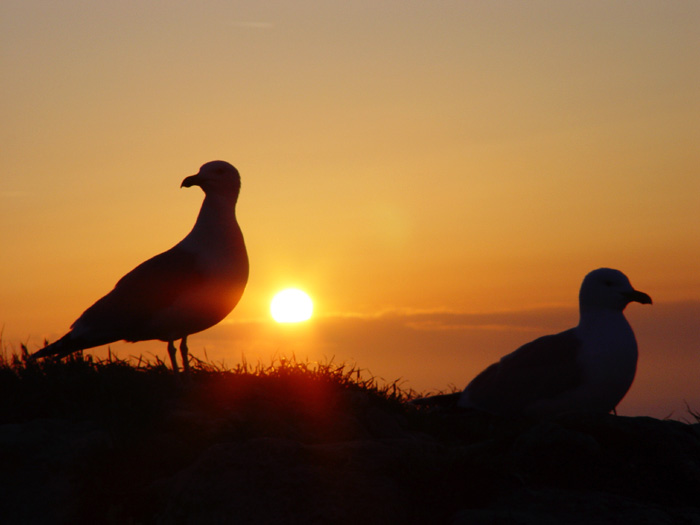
[181,160,241,197]
[579,268,652,313]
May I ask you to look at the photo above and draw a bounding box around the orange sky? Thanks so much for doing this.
[1,1,698,419]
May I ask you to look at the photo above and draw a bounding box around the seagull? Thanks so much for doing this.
[457,268,652,417]
[410,268,651,417]
[31,160,249,375]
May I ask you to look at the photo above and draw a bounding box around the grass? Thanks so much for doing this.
[0,346,414,436]
[0,347,425,522]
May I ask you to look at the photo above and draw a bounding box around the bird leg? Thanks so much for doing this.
[167,340,180,375]
[180,336,190,375]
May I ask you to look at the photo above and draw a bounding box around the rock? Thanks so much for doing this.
[152,437,408,524]
[2,362,699,523]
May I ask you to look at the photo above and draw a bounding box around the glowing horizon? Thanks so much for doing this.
[1,1,698,419]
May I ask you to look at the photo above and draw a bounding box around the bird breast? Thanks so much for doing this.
[576,314,638,409]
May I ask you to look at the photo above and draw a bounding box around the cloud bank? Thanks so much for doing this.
[73,301,699,420]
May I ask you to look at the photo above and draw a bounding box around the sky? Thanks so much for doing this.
[1,1,698,419]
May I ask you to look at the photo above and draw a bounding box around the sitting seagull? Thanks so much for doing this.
[457,268,651,417]
[31,160,249,375]
[411,268,651,418]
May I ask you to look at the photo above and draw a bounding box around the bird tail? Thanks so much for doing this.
[29,333,84,360]
[408,392,462,408]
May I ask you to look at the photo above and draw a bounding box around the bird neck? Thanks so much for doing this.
[577,308,629,332]
[181,193,241,249]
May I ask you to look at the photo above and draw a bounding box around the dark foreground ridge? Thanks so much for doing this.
[1,352,699,524]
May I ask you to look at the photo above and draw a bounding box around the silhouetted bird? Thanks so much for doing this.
[31,161,249,375]
[413,268,652,417]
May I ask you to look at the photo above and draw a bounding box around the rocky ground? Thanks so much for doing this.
[1,354,699,524]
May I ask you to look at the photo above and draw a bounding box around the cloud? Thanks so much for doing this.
[360,307,577,333]
[227,21,275,29]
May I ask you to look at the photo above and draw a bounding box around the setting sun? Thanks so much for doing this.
[270,289,314,323]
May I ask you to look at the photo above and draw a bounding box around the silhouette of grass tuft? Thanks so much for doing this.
[0,347,412,432]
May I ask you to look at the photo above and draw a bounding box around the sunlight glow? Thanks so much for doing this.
[270,289,313,323]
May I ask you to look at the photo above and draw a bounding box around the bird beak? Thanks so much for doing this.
[623,290,652,305]
[181,174,200,188]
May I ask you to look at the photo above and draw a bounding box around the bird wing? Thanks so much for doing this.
[70,246,206,344]
[465,328,583,415]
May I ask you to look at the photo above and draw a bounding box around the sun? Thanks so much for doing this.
[270,288,314,323]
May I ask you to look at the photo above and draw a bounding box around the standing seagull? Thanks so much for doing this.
[457,268,652,417]
[31,160,249,375]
